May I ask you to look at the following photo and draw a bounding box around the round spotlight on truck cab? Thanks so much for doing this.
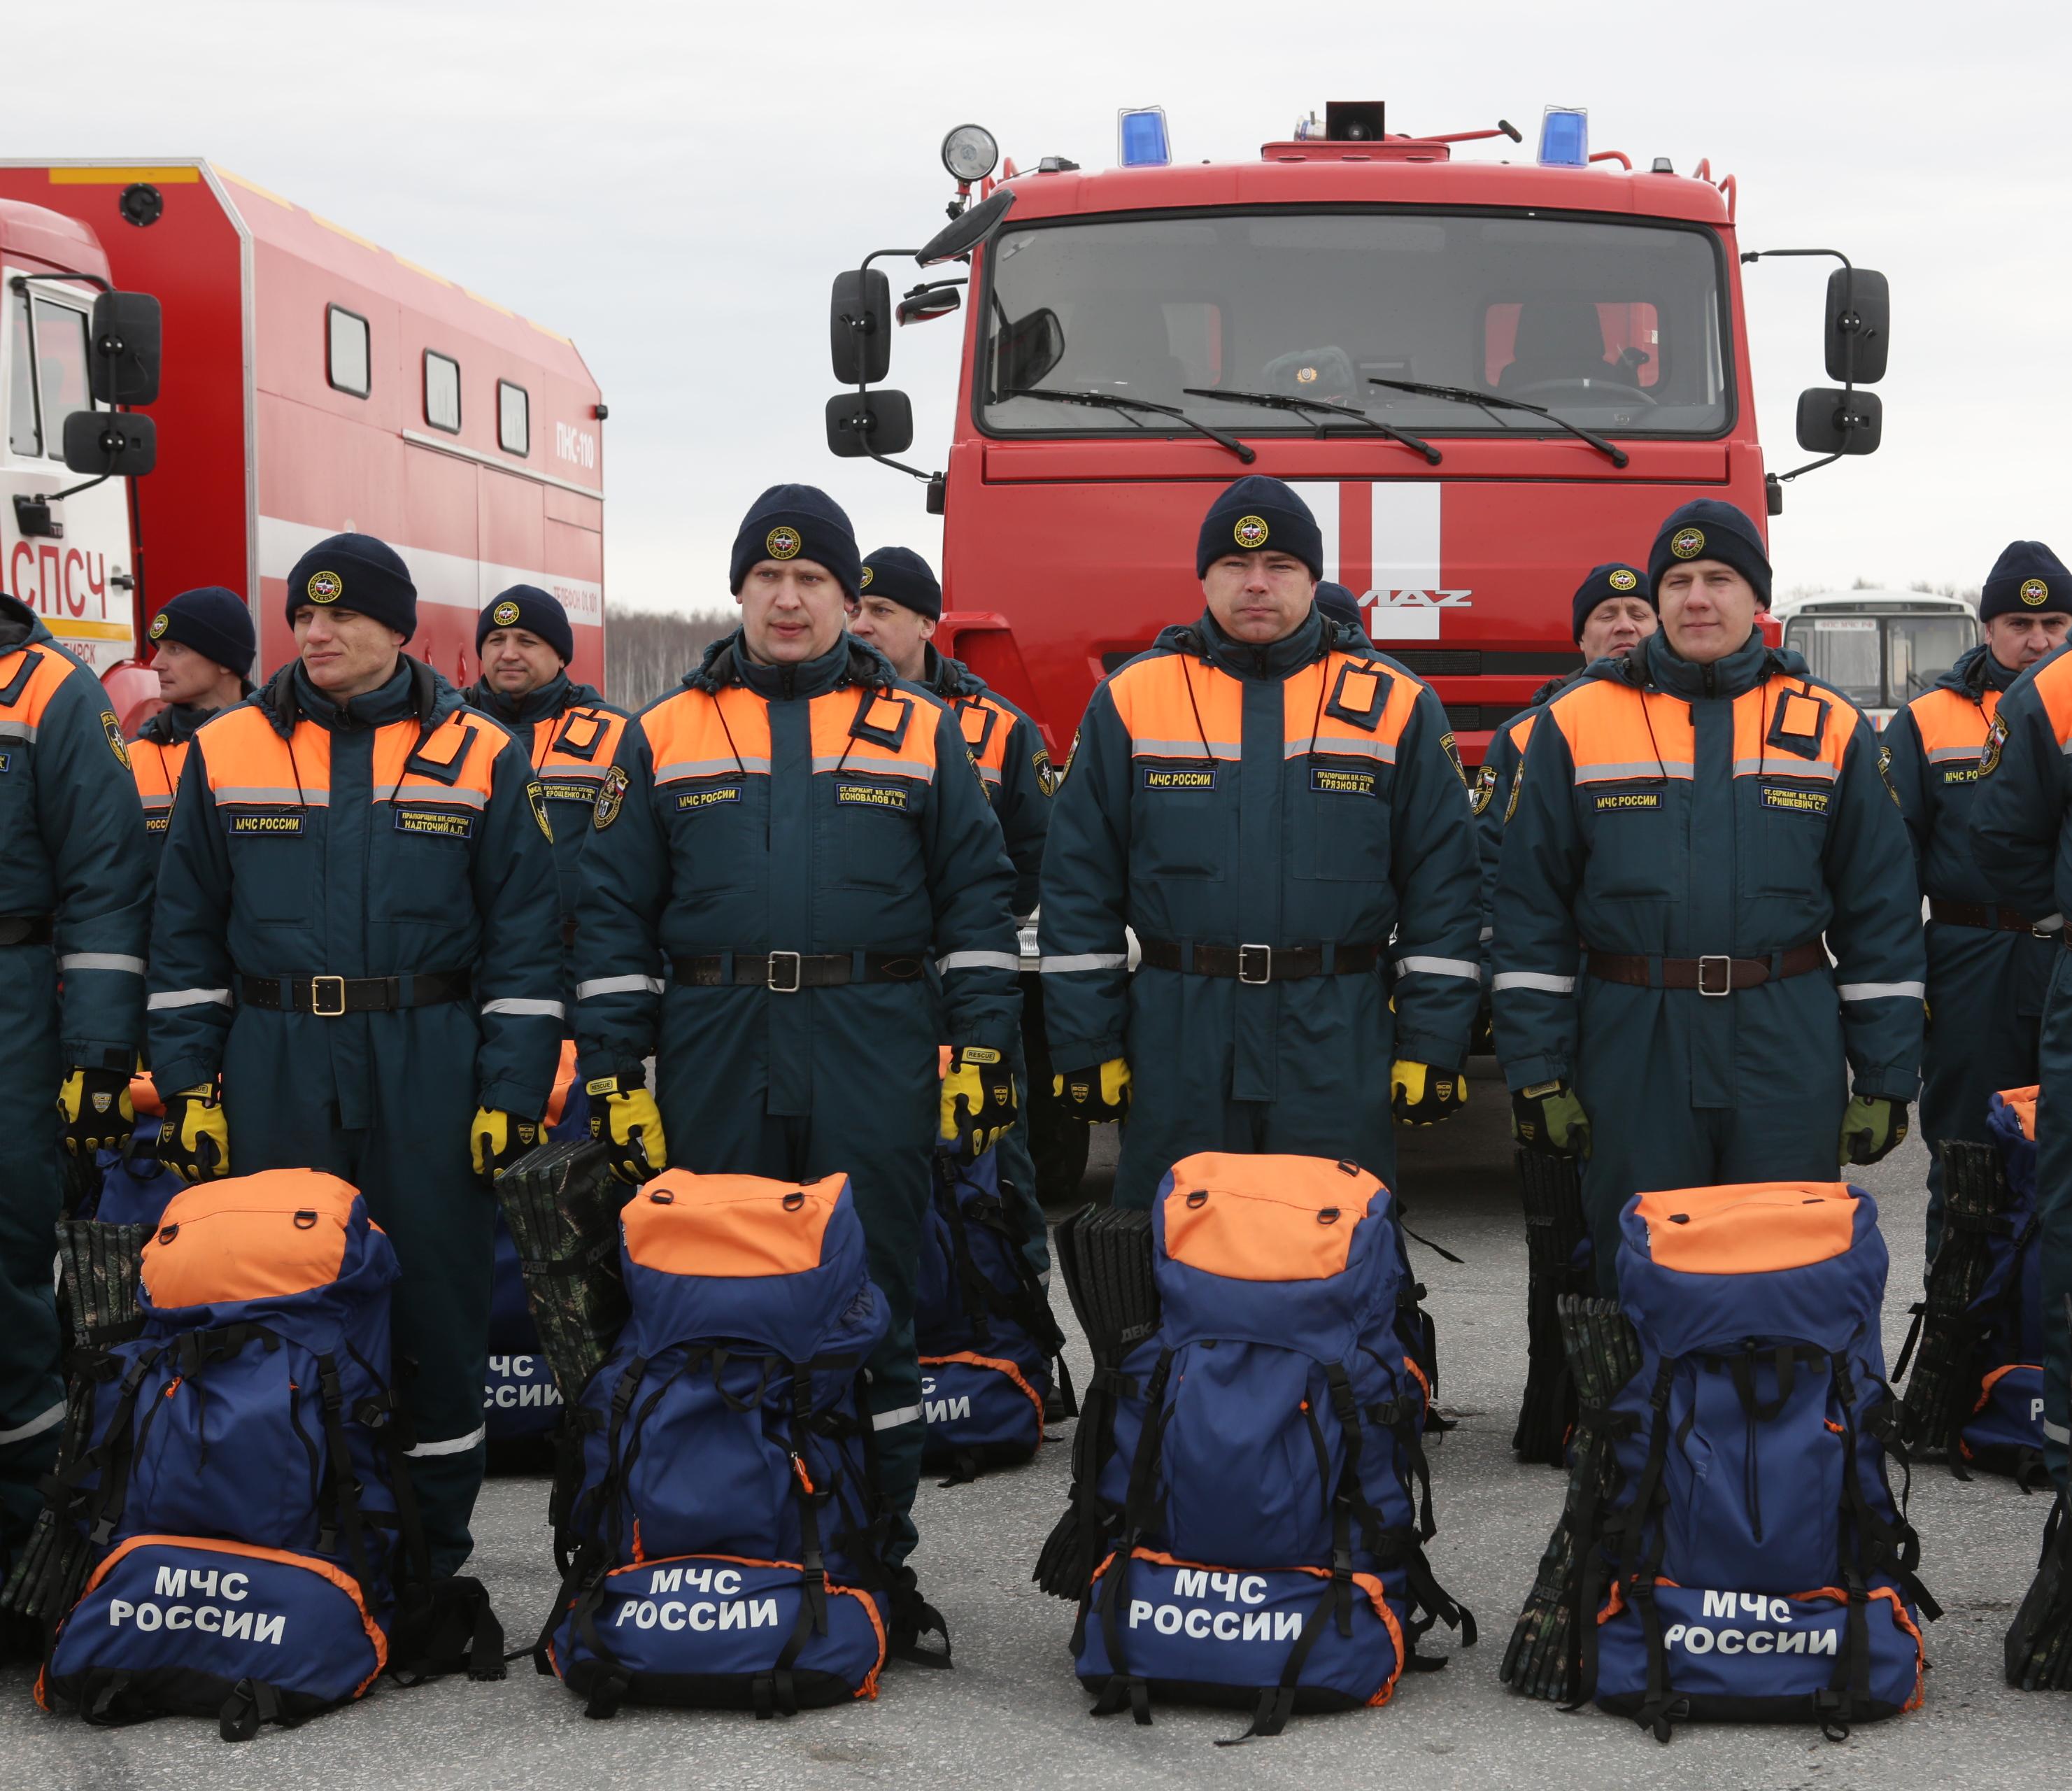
[942,125,1000,183]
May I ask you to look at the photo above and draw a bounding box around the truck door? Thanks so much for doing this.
[1,276,136,673]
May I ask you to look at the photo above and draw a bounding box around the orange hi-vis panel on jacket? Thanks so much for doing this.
[2031,651,2072,749]
[1107,649,1424,765]
[131,738,187,836]
[532,705,629,805]
[1549,681,1698,783]
[0,642,79,745]
[1729,677,1855,784]
[1907,686,1999,773]
[196,705,502,814]
[642,686,774,788]
[808,688,942,784]
[955,692,1016,789]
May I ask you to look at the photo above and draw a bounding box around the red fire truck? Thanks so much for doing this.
[0,160,605,728]
[826,104,1887,759]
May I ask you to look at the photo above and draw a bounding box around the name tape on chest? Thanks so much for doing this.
[1594,790,1661,813]
[1761,784,1831,816]
[835,781,914,812]
[539,779,599,805]
[1310,764,1378,797]
[229,812,305,836]
[677,784,742,811]
[394,807,476,841]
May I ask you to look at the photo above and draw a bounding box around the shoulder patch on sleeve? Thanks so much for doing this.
[595,763,629,830]
[1470,761,1497,815]
[1439,728,1468,788]
[1033,746,1057,797]
[102,711,131,771]
[1978,716,2006,780]
[527,779,555,842]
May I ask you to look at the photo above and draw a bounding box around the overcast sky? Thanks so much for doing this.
[14,1,2067,613]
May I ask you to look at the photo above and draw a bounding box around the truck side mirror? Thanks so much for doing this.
[825,389,914,458]
[1795,387,1882,457]
[917,187,1016,267]
[63,409,157,478]
[1824,267,1888,385]
[88,290,162,406]
[993,306,1065,395]
[897,282,963,326]
[830,271,893,385]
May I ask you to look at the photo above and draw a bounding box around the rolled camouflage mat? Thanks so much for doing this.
[54,1219,150,1351]
[492,1140,630,1403]
[1502,1295,1641,1701]
[1035,1205,1157,1601]
[2006,1296,2072,1690]
[1512,1147,1590,1466]
[1898,1140,2008,1456]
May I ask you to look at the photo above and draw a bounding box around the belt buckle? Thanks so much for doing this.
[1237,943,1272,985]
[1696,954,1732,998]
[2036,919,2061,940]
[311,975,348,1018]
[767,951,803,994]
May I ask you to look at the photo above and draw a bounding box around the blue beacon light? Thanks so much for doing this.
[1537,106,1589,168]
[1118,107,1171,168]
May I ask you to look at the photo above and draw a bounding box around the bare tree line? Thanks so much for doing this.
[605,609,732,712]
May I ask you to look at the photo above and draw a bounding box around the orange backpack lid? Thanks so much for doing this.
[1999,1086,2039,1141]
[142,1169,364,1308]
[623,1170,849,1279]
[1632,1182,1858,1277]
[1161,1152,1386,1284]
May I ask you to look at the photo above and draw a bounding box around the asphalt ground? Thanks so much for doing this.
[8,1063,2069,1790]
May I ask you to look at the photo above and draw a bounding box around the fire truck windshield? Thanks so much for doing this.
[979,209,1731,440]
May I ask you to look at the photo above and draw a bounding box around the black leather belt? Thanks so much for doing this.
[670,951,928,993]
[0,914,54,947]
[1136,938,1384,983]
[1929,899,2060,938]
[1586,942,1827,997]
[238,970,473,1016]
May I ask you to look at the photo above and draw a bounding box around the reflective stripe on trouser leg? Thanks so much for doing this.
[0,947,64,1555]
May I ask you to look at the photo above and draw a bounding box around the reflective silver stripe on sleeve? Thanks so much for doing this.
[1731,756,1840,782]
[406,1425,486,1458]
[148,987,233,1010]
[871,1405,923,1431]
[1492,971,1577,993]
[937,951,1021,974]
[1130,739,1241,760]
[810,755,934,779]
[656,756,771,780]
[0,721,38,744]
[1283,737,1398,763]
[212,786,330,806]
[1039,954,1129,974]
[373,784,488,809]
[2046,1417,2071,1445]
[1572,760,1694,784]
[576,975,665,998]
[1837,981,1926,1001]
[1396,956,1482,979]
[0,1399,65,1445]
[481,998,567,1019]
[59,954,146,975]
[1924,745,1980,765]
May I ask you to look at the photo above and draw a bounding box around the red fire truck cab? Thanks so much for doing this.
[828,106,1887,759]
[0,161,605,730]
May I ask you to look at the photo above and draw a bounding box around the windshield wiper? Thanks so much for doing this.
[1000,388,1255,463]
[1182,388,1440,465]
[1366,376,1629,468]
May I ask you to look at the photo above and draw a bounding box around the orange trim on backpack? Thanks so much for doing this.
[644,685,774,782]
[63,1533,388,1695]
[1787,1583,1927,1712]
[1548,679,1697,783]
[622,1170,848,1277]
[1107,653,1243,759]
[129,1071,164,1119]
[1999,1086,2038,1142]
[141,1171,361,1306]
[919,1350,1045,1443]
[1161,1154,1386,1283]
[1401,1356,1431,1412]
[1088,1545,1407,1708]
[1632,1183,1857,1276]
[1973,1361,2044,1415]
[545,1038,578,1129]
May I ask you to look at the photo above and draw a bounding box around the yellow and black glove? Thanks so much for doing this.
[1840,1096,1908,1168]
[587,1077,667,1184]
[1511,1079,1591,1159]
[57,1067,134,1160]
[469,1107,540,1184]
[1053,1058,1131,1124]
[941,1046,1016,1160]
[1391,1061,1467,1126]
[159,1083,230,1183]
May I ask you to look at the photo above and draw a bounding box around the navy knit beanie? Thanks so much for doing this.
[1196,476,1325,581]
[1314,581,1362,631]
[858,546,942,620]
[1570,562,1654,644]
[1647,500,1771,606]
[285,533,418,643]
[729,483,862,599]
[148,585,255,679]
[1980,541,2072,622]
[477,583,574,664]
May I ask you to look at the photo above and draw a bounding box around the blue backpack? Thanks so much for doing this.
[1959,1089,2044,1475]
[539,1168,894,1717]
[33,1170,430,1740]
[915,1149,1070,1478]
[1577,1182,1938,1741]
[1070,1154,1472,1739]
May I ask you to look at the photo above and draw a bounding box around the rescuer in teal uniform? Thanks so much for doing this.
[129,586,255,879]
[849,544,1056,1278]
[148,534,564,1578]
[572,486,1020,1658]
[1886,542,2071,1261]
[1492,501,1924,1290]
[0,593,148,1589]
[1968,563,2072,1488]
[1475,564,1656,982]
[1037,476,1482,1209]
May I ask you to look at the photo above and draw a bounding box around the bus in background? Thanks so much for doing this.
[1771,589,1978,730]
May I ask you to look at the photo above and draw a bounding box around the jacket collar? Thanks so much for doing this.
[262,655,451,737]
[139,702,215,746]
[0,593,53,656]
[1170,606,1328,681]
[690,626,888,703]
[1624,626,1778,701]
[923,644,981,700]
[466,670,576,725]
[1950,641,2022,698]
